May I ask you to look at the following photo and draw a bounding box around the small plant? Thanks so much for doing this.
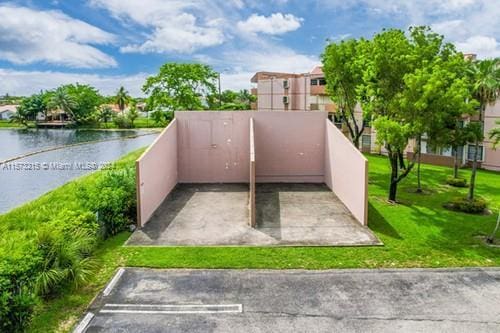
[444,197,487,214]
[35,227,96,297]
[446,176,467,187]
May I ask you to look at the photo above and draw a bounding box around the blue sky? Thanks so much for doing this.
[0,0,499,96]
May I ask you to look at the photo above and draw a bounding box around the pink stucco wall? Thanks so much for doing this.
[176,111,252,182]
[175,111,327,183]
[324,120,368,225]
[483,101,500,171]
[136,119,178,227]
[254,111,326,182]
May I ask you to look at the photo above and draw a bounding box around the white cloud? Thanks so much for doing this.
[90,0,241,53]
[455,36,500,59]
[0,5,116,68]
[318,0,499,59]
[0,69,148,96]
[237,13,303,35]
[215,42,319,91]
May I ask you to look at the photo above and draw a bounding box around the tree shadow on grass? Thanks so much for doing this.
[368,202,402,240]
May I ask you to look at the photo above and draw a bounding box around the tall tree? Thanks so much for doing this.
[48,87,78,121]
[143,63,217,112]
[322,39,367,148]
[360,27,474,201]
[466,122,484,200]
[115,86,130,115]
[401,41,475,191]
[467,58,500,200]
[359,28,416,201]
[63,84,103,123]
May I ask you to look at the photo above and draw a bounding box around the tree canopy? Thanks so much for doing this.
[323,26,477,202]
[322,38,367,147]
[143,63,218,112]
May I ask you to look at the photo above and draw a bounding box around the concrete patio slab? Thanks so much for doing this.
[126,183,380,246]
[78,268,500,333]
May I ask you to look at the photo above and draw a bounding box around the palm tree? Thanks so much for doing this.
[115,86,131,115]
[9,106,30,128]
[467,58,500,200]
[48,87,78,122]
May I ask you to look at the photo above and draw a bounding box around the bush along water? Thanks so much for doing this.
[0,161,138,332]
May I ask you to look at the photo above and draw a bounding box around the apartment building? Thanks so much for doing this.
[251,64,500,171]
[250,66,335,112]
[251,66,370,150]
[405,101,500,171]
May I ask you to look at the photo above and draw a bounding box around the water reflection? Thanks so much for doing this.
[0,129,157,213]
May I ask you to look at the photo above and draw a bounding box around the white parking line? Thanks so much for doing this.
[102,268,124,296]
[73,312,94,333]
[101,303,243,314]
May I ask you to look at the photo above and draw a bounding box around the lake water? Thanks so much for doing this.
[0,128,157,213]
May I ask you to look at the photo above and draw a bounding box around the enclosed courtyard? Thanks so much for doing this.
[127,183,380,246]
[129,111,379,246]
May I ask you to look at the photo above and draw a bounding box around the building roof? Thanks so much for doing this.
[310,66,324,75]
[251,66,324,83]
[0,105,18,112]
[250,71,301,83]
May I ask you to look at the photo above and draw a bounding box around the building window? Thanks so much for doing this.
[318,78,326,85]
[467,144,483,161]
[310,79,318,86]
[362,135,371,149]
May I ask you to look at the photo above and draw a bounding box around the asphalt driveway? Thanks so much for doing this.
[76,268,500,332]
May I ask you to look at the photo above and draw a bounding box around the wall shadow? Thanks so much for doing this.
[368,202,403,240]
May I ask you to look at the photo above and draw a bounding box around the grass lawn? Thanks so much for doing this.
[1,151,498,332]
[83,117,164,129]
[0,120,34,128]
[0,118,163,129]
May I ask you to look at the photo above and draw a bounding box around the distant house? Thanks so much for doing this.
[0,105,18,120]
[101,104,125,114]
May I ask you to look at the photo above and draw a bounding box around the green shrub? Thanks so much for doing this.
[446,176,467,187]
[0,238,40,332]
[53,209,99,237]
[444,197,488,214]
[79,167,136,238]
[113,115,133,129]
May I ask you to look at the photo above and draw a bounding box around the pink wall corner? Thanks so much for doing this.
[136,119,178,227]
[325,120,368,225]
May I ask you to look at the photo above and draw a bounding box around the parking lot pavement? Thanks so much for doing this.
[76,268,500,333]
